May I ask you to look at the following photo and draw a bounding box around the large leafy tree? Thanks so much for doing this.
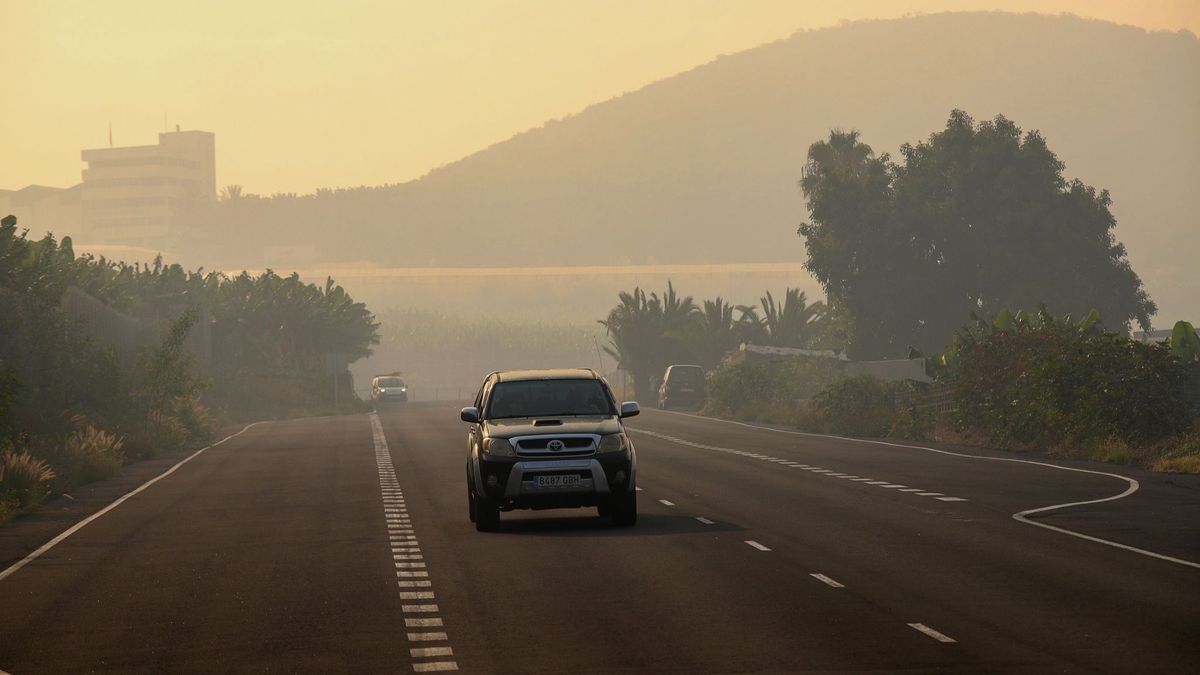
[799,111,1155,359]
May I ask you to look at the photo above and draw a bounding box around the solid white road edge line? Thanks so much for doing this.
[0,421,263,584]
[640,409,1200,570]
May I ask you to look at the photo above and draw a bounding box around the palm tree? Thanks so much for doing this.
[599,281,697,399]
[759,288,827,348]
[599,287,661,400]
[694,297,762,368]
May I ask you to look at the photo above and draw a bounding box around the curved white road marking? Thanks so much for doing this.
[0,422,262,584]
[642,409,1200,570]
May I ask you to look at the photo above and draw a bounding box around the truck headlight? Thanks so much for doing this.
[482,437,515,457]
[598,433,630,454]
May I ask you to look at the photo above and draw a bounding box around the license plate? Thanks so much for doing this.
[534,475,581,488]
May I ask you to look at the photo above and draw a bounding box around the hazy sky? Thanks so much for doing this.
[2,0,1197,194]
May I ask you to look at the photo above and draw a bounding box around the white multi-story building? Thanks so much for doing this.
[79,128,215,249]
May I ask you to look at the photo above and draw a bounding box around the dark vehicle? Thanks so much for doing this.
[460,368,640,531]
[657,364,706,410]
[371,375,409,403]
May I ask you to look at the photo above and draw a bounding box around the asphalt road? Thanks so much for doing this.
[1,402,1198,673]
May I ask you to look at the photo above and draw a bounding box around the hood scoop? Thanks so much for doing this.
[533,419,563,426]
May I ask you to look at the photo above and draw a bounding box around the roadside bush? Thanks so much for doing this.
[1149,434,1200,474]
[0,448,56,508]
[60,424,125,486]
[704,356,841,423]
[953,328,1192,449]
[888,403,934,442]
[804,375,896,437]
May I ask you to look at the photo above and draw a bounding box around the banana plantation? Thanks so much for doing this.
[0,214,379,520]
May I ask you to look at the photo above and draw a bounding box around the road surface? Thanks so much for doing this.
[1,403,1197,673]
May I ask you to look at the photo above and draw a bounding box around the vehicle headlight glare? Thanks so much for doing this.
[483,437,515,457]
[598,433,629,454]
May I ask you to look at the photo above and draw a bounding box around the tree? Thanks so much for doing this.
[799,111,1156,359]
[599,282,697,398]
[757,288,827,348]
[693,297,761,368]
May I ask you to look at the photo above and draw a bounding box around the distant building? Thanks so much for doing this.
[0,184,83,239]
[1133,327,1198,344]
[79,129,215,249]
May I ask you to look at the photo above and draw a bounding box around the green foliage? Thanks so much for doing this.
[805,375,898,437]
[1170,321,1200,363]
[704,356,842,422]
[798,111,1155,359]
[756,289,828,348]
[952,323,1191,449]
[600,282,843,398]
[0,214,379,520]
[888,404,934,442]
[598,282,699,399]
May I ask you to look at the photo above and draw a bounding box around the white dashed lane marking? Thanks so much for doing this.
[745,540,772,552]
[371,413,459,673]
[658,499,676,506]
[908,623,957,643]
[810,573,845,588]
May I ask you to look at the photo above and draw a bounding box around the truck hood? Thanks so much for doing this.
[484,415,622,438]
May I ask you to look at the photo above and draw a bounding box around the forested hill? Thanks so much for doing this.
[197,12,1199,321]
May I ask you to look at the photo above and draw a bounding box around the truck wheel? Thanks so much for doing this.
[609,491,637,527]
[474,494,500,532]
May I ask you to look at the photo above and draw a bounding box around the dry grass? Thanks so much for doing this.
[64,424,125,485]
[1152,454,1200,474]
[0,449,57,509]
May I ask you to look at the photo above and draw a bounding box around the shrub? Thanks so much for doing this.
[171,395,216,445]
[704,356,842,422]
[0,492,18,525]
[888,404,934,442]
[806,375,897,437]
[0,448,56,508]
[1150,434,1200,474]
[61,424,125,486]
[953,327,1192,449]
[137,410,189,459]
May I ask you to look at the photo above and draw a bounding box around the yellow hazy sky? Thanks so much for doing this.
[2,0,1197,194]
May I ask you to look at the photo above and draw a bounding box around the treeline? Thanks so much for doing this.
[701,304,1200,469]
[599,283,840,398]
[0,214,379,522]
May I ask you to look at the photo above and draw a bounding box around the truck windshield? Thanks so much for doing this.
[487,379,614,419]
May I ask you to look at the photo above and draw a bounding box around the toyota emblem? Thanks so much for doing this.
[547,439,565,452]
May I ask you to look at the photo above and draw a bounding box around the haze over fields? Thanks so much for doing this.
[188,12,1199,323]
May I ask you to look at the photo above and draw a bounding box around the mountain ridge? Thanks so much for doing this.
[199,11,1199,321]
